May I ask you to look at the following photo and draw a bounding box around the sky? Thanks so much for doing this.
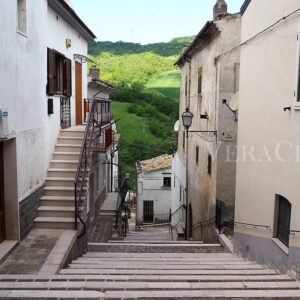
[71,0,245,44]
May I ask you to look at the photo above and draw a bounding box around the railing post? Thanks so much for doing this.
[74,182,77,231]
[216,202,222,234]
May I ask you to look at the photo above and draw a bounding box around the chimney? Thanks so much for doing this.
[213,0,227,20]
[89,66,100,80]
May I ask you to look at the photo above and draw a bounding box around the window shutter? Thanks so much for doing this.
[64,58,72,97]
[47,48,56,95]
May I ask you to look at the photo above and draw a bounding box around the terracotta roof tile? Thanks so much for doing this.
[136,154,172,174]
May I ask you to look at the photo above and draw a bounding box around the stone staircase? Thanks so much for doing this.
[0,242,300,298]
[33,127,84,230]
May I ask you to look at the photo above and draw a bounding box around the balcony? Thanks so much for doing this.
[95,125,113,152]
[84,98,112,125]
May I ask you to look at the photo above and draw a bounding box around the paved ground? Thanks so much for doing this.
[0,229,63,274]
[88,215,114,243]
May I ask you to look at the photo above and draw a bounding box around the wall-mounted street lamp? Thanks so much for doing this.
[181,108,218,240]
[182,108,193,240]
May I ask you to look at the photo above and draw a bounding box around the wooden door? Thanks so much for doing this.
[0,143,5,243]
[143,201,154,223]
[75,62,83,125]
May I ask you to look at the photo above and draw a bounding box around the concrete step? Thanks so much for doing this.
[107,240,204,244]
[48,168,77,178]
[75,257,252,265]
[46,177,75,187]
[60,268,277,275]
[105,289,300,298]
[53,152,80,160]
[103,242,207,247]
[50,160,78,169]
[55,144,82,153]
[33,217,75,229]
[0,273,293,282]
[57,136,84,145]
[67,263,264,270]
[40,196,74,207]
[0,280,299,291]
[60,130,85,138]
[43,186,74,197]
[83,252,235,258]
[99,212,116,216]
[0,290,103,299]
[37,206,75,218]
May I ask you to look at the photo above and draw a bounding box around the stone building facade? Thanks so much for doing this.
[174,0,241,241]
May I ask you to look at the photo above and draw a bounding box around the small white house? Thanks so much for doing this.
[136,155,173,225]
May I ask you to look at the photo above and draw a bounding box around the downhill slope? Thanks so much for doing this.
[145,70,181,101]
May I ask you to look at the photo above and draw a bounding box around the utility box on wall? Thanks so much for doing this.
[0,108,10,138]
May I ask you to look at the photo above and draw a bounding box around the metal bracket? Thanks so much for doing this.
[74,54,96,64]
[189,130,218,143]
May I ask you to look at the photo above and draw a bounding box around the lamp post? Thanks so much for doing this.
[181,107,193,240]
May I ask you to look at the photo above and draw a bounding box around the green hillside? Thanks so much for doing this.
[88,38,190,187]
[145,70,181,100]
[89,37,194,57]
[112,102,156,143]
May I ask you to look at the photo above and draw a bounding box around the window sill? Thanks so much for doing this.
[294,105,300,110]
[272,238,289,255]
[17,31,28,38]
[161,187,171,190]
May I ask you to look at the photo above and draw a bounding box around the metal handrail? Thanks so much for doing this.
[170,205,186,218]
[115,178,129,237]
[74,89,109,239]
[226,222,271,231]
[170,205,185,229]
[193,216,216,230]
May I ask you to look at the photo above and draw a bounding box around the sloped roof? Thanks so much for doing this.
[48,0,96,41]
[241,0,252,15]
[175,22,218,67]
[136,154,172,174]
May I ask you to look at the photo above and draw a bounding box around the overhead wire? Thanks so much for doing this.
[215,7,300,62]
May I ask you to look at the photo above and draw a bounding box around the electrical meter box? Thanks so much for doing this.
[0,109,10,138]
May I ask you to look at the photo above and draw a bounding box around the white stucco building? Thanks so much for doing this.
[234,0,300,276]
[174,0,241,241]
[0,0,97,246]
[136,155,173,225]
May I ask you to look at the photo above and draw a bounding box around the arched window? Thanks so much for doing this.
[275,195,291,247]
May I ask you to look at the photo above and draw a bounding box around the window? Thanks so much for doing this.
[163,177,171,188]
[275,195,291,247]
[47,48,72,97]
[17,0,27,35]
[198,67,203,95]
[196,146,199,163]
[207,154,212,175]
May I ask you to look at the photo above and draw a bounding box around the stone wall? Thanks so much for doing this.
[19,186,43,240]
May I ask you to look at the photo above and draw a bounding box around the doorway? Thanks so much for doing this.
[0,142,5,243]
[75,62,83,125]
[143,201,154,223]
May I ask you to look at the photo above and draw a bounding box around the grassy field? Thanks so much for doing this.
[145,70,181,101]
[112,101,158,144]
